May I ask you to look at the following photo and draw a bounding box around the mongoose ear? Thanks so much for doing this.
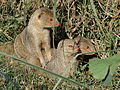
[38,12,44,19]
[57,40,64,48]
[38,14,42,19]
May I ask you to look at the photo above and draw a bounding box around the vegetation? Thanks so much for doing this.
[0,0,120,89]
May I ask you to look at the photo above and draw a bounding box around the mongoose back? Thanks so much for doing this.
[14,7,60,67]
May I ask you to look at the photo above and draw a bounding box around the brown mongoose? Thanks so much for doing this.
[14,7,60,67]
[41,39,80,77]
[74,36,96,55]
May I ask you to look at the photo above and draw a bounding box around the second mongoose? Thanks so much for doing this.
[74,36,96,55]
[42,39,80,77]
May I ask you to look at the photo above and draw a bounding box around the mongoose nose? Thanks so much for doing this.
[74,46,80,52]
[55,24,61,26]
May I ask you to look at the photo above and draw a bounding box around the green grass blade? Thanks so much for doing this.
[0,51,89,89]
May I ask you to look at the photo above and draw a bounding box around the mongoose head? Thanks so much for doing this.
[57,39,80,56]
[74,36,96,55]
[28,7,60,28]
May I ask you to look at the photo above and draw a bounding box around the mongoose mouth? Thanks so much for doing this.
[43,27,52,30]
[74,47,81,52]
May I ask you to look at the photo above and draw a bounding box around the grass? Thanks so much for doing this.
[0,0,120,89]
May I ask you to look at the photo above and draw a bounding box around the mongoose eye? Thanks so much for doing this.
[68,45,73,48]
[38,14,41,19]
[50,18,53,21]
[86,46,90,49]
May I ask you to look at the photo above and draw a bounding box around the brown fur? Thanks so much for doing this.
[40,39,80,77]
[74,36,96,55]
[14,7,60,67]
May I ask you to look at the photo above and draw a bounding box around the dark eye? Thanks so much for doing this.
[38,14,41,19]
[86,46,90,49]
[38,12,44,19]
[68,45,73,48]
[50,18,53,21]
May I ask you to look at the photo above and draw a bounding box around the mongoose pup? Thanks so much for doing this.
[42,39,80,77]
[74,36,96,55]
[14,7,60,67]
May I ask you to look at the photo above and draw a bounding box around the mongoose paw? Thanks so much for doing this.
[47,54,52,62]
[42,64,47,68]
[41,62,46,68]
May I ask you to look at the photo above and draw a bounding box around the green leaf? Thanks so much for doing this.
[89,54,120,81]
[89,58,110,80]
[103,72,113,86]
[107,54,120,75]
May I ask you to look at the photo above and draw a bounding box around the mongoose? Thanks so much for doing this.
[0,0,7,4]
[74,36,96,55]
[14,7,60,67]
[41,39,80,77]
